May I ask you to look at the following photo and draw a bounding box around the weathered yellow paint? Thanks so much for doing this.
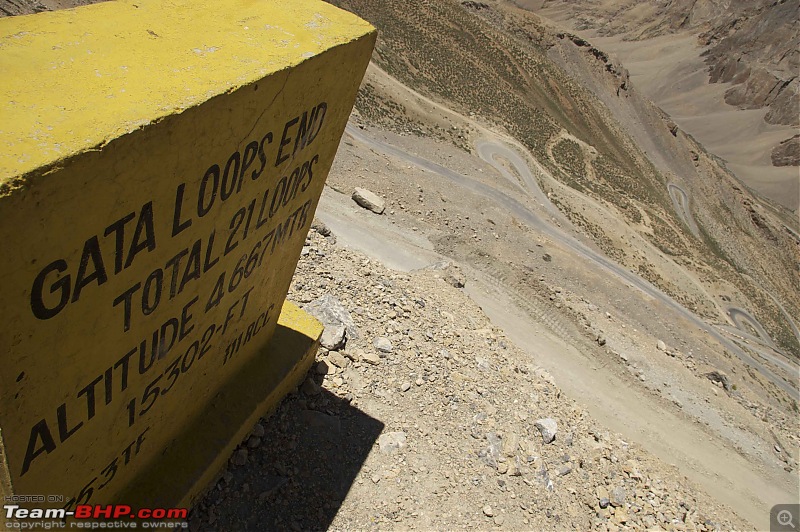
[0,0,374,510]
[0,0,374,187]
[118,301,322,509]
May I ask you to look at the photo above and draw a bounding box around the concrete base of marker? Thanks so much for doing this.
[116,301,322,511]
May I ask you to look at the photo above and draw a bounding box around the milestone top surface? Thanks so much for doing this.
[0,0,374,184]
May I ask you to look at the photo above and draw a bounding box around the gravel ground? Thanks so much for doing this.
[192,225,751,531]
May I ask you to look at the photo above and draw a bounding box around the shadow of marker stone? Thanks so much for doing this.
[197,386,384,531]
[117,310,351,515]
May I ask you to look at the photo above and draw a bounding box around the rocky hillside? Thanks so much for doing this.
[528,0,799,130]
[329,0,800,358]
[0,0,101,16]
[700,0,799,129]
[2,1,798,529]
[193,226,751,531]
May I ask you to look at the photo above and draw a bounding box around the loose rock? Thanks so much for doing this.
[231,448,248,467]
[352,187,386,214]
[362,352,382,365]
[611,486,627,507]
[327,351,349,368]
[300,377,321,396]
[304,294,359,340]
[378,431,407,454]
[534,418,558,444]
[704,370,731,392]
[320,323,346,350]
[311,218,332,236]
[373,336,393,353]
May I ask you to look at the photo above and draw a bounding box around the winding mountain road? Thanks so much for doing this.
[667,183,700,237]
[667,180,799,367]
[344,124,799,400]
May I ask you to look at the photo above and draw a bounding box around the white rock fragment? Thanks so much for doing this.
[352,187,385,214]
[534,418,558,444]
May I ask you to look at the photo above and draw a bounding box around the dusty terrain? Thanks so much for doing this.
[197,54,798,526]
[3,0,799,530]
[191,225,751,531]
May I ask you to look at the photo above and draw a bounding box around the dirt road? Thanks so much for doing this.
[320,122,798,528]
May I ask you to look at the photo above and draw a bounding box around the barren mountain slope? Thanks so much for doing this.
[330,0,799,359]
[2,1,799,529]
[525,0,800,210]
[0,0,101,15]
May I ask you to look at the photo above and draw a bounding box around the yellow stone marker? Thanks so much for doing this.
[0,0,375,511]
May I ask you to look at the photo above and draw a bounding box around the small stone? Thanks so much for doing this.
[373,336,393,353]
[502,433,519,457]
[623,460,642,480]
[497,462,509,475]
[657,340,667,352]
[327,351,349,368]
[300,377,321,396]
[480,432,502,469]
[247,436,261,449]
[534,418,558,444]
[441,263,466,288]
[320,324,346,350]
[400,381,412,392]
[507,457,523,477]
[615,507,629,524]
[537,462,554,491]
[344,349,362,362]
[415,378,424,386]
[599,498,610,509]
[311,218,331,236]
[483,505,494,517]
[494,515,505,526]
[611,486,626,507]
[315,360,330,375]
[352,187,385,214]
[304,294,359,341]
[704,370,731,392]
[557,465,572,476]
[378,431,407,453]
[597,334,606,346]
[252,423,265,438]
[542,253,552,262]
[232,448,248,466]
[362,352,381,365]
